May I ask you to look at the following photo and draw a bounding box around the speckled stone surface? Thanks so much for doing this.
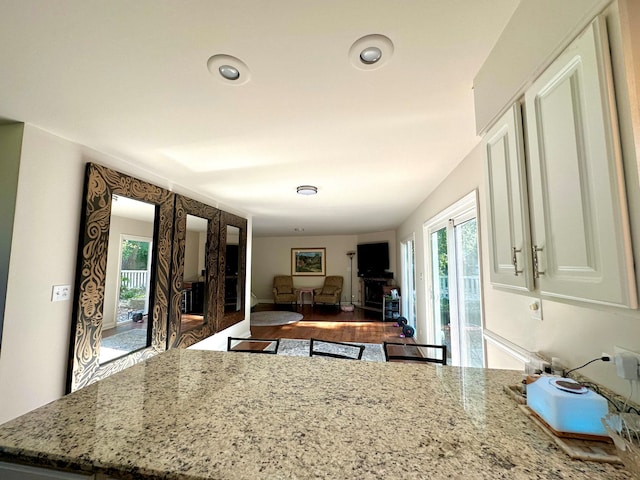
[0,349,632,479]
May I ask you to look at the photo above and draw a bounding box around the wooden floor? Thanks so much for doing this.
[105,303,413,345]
[102,317,147,338]
[250,303,413,344]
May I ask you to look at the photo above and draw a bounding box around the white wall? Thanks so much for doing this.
[395,145,492,347]
[0,125,86,424]
[251,231,396,305]
[474,0,611,133]
[183,230,203,282]
[397,138,640,402]
[0,125,251,424]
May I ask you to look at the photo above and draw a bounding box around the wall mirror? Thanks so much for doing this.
[67,163,173,393]
[217,211,247,331]
[168,195,220,348]
[100,196,155,364]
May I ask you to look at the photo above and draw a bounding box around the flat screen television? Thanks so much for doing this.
[357,242,389,277]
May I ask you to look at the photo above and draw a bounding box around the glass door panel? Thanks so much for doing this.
[401,237,417,330]
[431,227,452,365]
[454,218,483,368]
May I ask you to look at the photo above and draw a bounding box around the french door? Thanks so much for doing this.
[400,235,416,331]
[424,192,484,367]
[115,235,153,326]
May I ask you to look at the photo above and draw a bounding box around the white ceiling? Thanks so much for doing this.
[0,0,519,236]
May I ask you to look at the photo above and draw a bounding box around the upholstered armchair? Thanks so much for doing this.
[273,275,297,308]
[313,276,343,310]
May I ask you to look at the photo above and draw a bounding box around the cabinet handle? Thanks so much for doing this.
[511,247,523,276]
[532,245,545,278]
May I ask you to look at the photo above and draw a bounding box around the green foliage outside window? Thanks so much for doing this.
[119,239,149,303]
[121,239,149,270]
[119,276,146,301]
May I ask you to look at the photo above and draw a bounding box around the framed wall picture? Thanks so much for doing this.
[291,248,326,276]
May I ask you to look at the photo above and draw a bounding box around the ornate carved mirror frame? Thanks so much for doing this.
[66,163,174,393]
[167,195,220,348]
[217,211,248,332]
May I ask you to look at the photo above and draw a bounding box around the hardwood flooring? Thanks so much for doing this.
[102,317,147,339]
[104,304,414,346]
[250,303,413,344]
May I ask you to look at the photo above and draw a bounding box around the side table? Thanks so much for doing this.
[298,287,315,306]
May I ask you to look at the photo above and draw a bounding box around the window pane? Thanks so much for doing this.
[431,227,451,364]
[455,218,483,367]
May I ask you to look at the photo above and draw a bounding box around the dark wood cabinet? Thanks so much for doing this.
[182,281,204,314]
[224,275,238,312]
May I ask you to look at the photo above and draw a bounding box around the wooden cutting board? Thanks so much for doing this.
[519,404,621,464]
[504,385,621,463]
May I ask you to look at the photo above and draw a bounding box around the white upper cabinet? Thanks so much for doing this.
[524,17,637,308]
[484,104,533,291]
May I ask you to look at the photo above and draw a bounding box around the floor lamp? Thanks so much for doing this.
[346,251,356,306]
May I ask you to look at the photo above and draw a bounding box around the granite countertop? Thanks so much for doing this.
[0,349,631,479]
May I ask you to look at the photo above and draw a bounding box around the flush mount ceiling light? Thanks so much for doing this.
[207,54,251,85]
[296,185,318,195]
[349,34,394,71]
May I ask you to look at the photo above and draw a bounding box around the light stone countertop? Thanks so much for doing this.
[0,349,632,479]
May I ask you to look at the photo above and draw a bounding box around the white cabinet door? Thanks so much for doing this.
[483,104,533,291]
[524,17,637,308]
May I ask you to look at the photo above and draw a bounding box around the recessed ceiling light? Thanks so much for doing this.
[349,34,394,71]
[207,54,251,85]
[360,47,382,65]
[218,65,240,81]
[296,185,318,195]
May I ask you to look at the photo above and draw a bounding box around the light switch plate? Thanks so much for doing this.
[52,285,71,302]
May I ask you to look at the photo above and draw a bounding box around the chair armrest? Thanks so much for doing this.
[313,288,322,294]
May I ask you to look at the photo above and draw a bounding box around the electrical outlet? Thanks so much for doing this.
[529,301,543,321]
[614,346,640,361]
[613,346,640,380]
[52,285,71,302]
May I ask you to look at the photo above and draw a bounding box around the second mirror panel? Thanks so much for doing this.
[168,195,220,349]
[224,226,241,313]
[217,212,247,332]
[181,214,208,332]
